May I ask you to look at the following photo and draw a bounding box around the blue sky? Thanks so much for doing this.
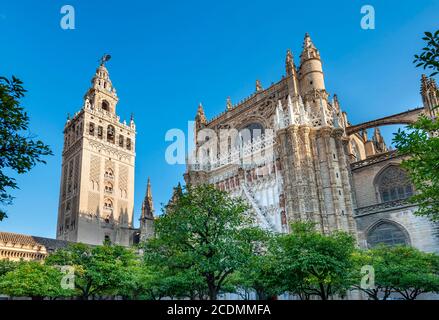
[0,0,438,238]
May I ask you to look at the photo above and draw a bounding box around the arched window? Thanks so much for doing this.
[97,126,103,139]
[105,168,114,179]
[126,138,132,150]
[107,125,115,143]
[104,198,113,210]
[89,122,95,136]
[104,182,113,194]
[367,221,409,248]
[376,166,414,202]
[102,100,109,111]
[119,135,124,147]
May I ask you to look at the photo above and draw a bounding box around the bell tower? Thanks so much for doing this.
[56,56,137,246]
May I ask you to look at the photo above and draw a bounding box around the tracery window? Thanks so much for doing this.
[126,138,132,150]
[376,166,413,202]
[367,221,409,247]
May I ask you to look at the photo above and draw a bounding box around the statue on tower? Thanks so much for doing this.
[99,54,112,66]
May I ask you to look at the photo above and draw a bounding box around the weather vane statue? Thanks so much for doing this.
[99,54,112,66]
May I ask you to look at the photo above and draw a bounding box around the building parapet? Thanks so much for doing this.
[350,150,400,170]
[354,198,415,216]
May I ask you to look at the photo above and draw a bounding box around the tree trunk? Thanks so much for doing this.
[319,283,327,300]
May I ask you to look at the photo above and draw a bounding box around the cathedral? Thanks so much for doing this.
[2,33,437,258]
[184,33,439,252]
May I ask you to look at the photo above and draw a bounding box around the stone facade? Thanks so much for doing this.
[184,33,439,254]
[56,60,141,246]
[352,151,439,253]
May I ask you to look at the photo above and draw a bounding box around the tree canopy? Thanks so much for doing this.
[393,29,439,220]
[142,184,266,300]
[45,242,138,299]
[0,76,52,221]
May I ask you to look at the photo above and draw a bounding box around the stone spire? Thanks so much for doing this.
[361,129,368,142]
[141,177,154,220]
[226,97,232,110]
[332,94,340,111]
[195,103,207,128]
[256,80,263,92]
[285,49,295,76]
[300,33,321,63]
[372,127,387,153]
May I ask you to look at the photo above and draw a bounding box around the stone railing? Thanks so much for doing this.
[351,150,399,170]
[355,198,414,215]
[188,132,276,172]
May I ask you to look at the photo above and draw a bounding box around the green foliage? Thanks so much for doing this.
[393,116,439,219]
[0,76,53,221]
[0,259,18,277]
[45,242,138,299]
[414,30,439,77]
[230,232,284,300]
[351,248,395,300]
[392,30,439,220]
[0,261,73,299]
[271,222,356,300]
[353,246,439,300]
[142,184,265,300]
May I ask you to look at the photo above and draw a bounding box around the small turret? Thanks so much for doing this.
[285,49,295,76]
[298,33,326,94]
[226,97,232,110]
[372,127,388,153]
[256,80,263,92]
[195,103,207,129]
[83,55,119,114]
[139,177,155,241]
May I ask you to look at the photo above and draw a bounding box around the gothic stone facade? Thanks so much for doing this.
[185,33,439,253]
[56,63,138,246]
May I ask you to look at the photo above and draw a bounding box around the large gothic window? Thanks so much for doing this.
[367,221,409,248]
[376,166,413,203]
